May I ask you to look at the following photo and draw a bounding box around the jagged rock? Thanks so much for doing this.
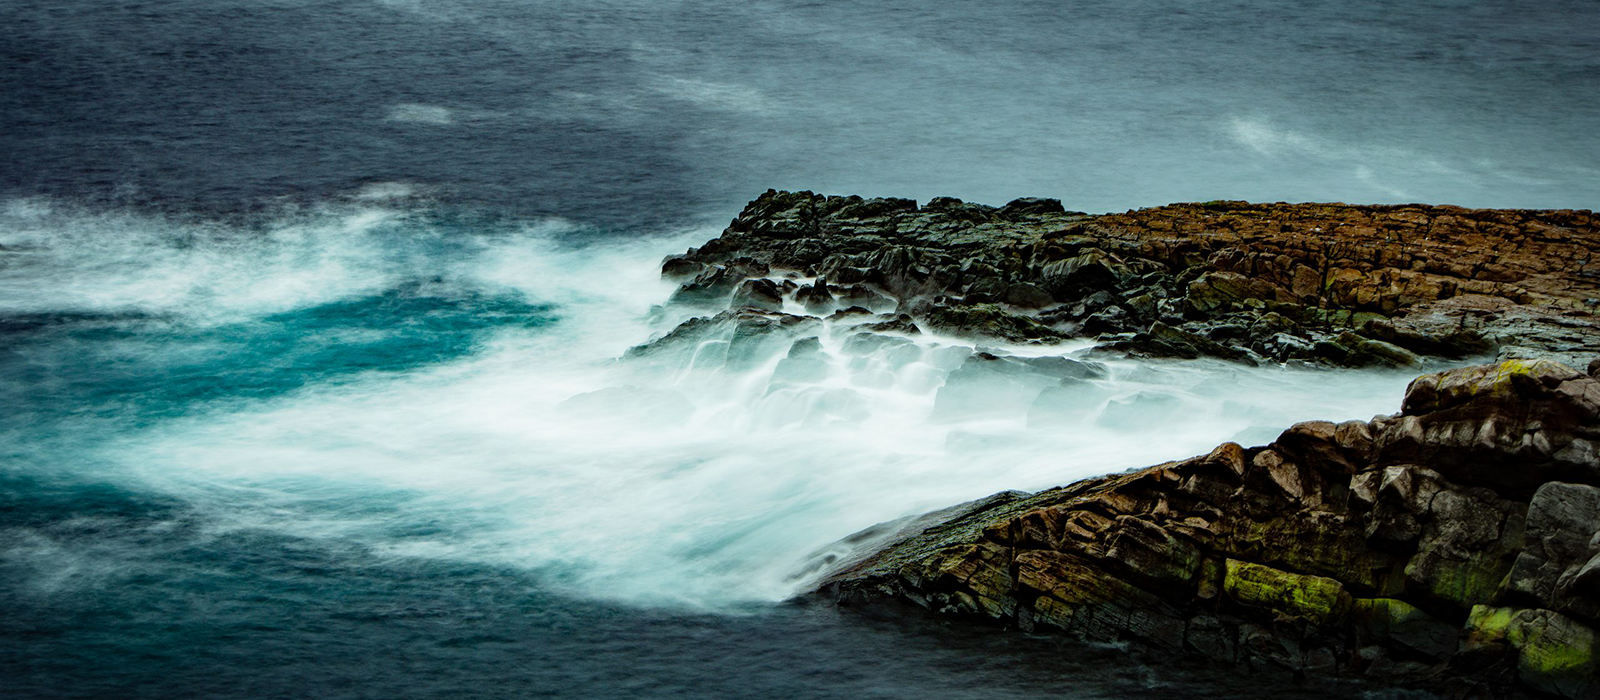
[1186,271,1279,315]
[1381,359,1600,491]
[663,190,1599,364]
[1463,606,1599,699]
[1040,249,1133,299]
[731,278,784,311]
[1094,321,1255,364]
[999,197,1067,218]
[826,305,873,321]
[923,304,1067,343]
[626,309,818,371]
[858,313,920,335]
[809,361,1600,699]
[793,278,835,314]
[660,256,705,280]
[1508,482,1600,622]
[1002,282,1054,309]
[834,285,895,313]
[1352,597,1459,660]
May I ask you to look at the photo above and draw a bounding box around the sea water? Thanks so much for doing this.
[4,1,1596,697]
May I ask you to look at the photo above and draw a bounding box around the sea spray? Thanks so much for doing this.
[2,198,1429,610]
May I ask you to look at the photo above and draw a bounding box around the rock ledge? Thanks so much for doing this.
[808,360,1600,699]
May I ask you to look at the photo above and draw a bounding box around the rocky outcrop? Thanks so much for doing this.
[807,360,1600,698]
[646,190,1599,367]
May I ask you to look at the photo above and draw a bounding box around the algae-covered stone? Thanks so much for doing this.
[1223,559,1352,625]
[1462,605,1600,698]
[1508,609,1598,699]
[1352,597,1459,659]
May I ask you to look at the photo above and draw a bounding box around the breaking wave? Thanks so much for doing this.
[1,197,1423,610]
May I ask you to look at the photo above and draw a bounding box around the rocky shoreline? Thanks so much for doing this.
[639,191,1600,698]
[651,190,1598,369]
[810,359,1600,699]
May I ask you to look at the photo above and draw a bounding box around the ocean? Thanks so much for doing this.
[3,1,1596,698]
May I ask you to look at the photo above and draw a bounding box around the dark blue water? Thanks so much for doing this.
[3,1,1596,697]
[5,0,1598,224]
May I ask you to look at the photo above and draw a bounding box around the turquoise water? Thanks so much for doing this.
[0,200,1435,699]
[6,0,1595,696]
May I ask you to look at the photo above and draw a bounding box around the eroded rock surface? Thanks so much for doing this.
[647,190,1598,367]
[808,360,1600,698]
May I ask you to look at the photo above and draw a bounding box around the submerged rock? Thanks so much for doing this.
[805,360,1600,699]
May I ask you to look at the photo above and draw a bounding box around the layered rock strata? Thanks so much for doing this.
[646,190,1598,367]
[810,360,1600,699]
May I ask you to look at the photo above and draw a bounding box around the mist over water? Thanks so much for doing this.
[3,198,1423,613]
[3,0,1593,697]
[0,199,1436,699]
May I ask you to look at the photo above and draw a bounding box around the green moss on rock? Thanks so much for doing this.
[1223,559,1352,625]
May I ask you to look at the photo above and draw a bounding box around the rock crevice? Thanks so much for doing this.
[808,360,1600,698]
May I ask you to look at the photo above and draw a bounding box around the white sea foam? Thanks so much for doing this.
[386,103,456,125]
[654,77,775,114]
[6,199,1424,609]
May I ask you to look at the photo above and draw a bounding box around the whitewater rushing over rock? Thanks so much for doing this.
[8,1,1600,697]
[0,196,1425,611]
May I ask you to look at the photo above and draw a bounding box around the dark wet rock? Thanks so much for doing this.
[834,285,895,313]
[793,279,835,314]
[660,256,705,280]
[1185,271,1281,316]
[656,190,1599,366]
[859,313,921,335]
[807,360,1600,699]
[625,308,818,371]
[826,305,874,321]
[1507,482,1600,622]
[1339,332,1410,367]
[1001,282,1054,309]
[1040,249,1134,299]
[731,278,784,312]
[999,197,1068,218]
[1093,321,1255,364]
[923,304,1068,343]
[668,266,742,307]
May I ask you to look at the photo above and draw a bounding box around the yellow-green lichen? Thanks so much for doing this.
[1463,604,1517,648]
[1404,553,1511,609]
[1222,559,1351,625]
[1464,606,1599,699]
[1354,597,1428,630]
[1508,609,1598,699]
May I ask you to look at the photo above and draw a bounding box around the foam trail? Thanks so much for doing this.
[4,199,1425,610]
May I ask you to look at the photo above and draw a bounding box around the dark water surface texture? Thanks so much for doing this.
[3,1,1596,698]
[5,0,1598,224]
